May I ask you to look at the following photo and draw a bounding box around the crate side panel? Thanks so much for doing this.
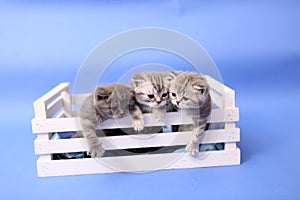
[34,128,240,154]
[72,94,90,105]
[37,149,240,177]
[32,108,239,134]
[34,83,70,105]
[46,97,63,118]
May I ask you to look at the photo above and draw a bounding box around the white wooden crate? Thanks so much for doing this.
[31,76,240,177]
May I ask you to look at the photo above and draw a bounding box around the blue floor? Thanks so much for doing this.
[1,0,300,199]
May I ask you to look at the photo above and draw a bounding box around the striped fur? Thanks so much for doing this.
[168,71,212,156]
[130,71,171,132]
[78,84,132,157]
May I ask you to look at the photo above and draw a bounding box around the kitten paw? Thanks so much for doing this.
[89,145,105,158]
[185,141,199,157]
[132,119,144,132]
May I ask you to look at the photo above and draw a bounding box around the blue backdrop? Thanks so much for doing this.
[1,0,299,199]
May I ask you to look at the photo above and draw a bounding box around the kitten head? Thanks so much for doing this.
[94,84,131,118]
[168,72,210,109]
[131,72,169,108]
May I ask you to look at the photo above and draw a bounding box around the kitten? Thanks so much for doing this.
[168,72,212,156]
[130,71,171,132]
[78,84,132,158]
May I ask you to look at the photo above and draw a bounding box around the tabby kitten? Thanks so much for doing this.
[78,84,132,158]
[130,71,170,132]
[168,72,212,156]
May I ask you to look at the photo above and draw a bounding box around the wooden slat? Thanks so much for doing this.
[205,75,235,107]
[56,110,66,118]
[34,83,70,105]
[34,133,52,160]
[210,89,224,108]
[225,143,237,150]
[224,89,235,108]
[72,94,90,105]
[61,88,72,117]
[31,108,239,134]
[205,75,234,95]
[33,82,70,121]
[224,122,237,149]
[34,128,240,154]
[36,148,240,177]
[47,97,63,118]
[33,101,47,119]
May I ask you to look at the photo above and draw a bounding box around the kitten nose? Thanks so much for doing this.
[157,100,162,104]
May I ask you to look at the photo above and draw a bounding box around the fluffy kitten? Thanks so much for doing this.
[168,72,212,156]
[130,71,170,132]
[78,84,132,158]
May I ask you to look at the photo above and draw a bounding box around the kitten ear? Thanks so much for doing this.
[193,85,206,95]
[131,79,144,88]
[131,74,146,88]
[165,71,178,82]
[95,86,108,94]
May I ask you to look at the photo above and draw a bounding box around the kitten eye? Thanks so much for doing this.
[96,95,103,101]
[162,93,168,98]
[96,95,109,101]
[194,85,206,95]
[183,97,189,101]
[171,93,176,97]
[148,94,155,99]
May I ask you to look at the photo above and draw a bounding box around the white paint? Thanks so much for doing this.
[31,76,241,177]
[34,128,240,155]
[36,149,241,177]
[31,108,239,134]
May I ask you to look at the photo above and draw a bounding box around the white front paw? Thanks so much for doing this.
[185,141,199,157]
[89,145,105,158]
[132,119,144,132]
